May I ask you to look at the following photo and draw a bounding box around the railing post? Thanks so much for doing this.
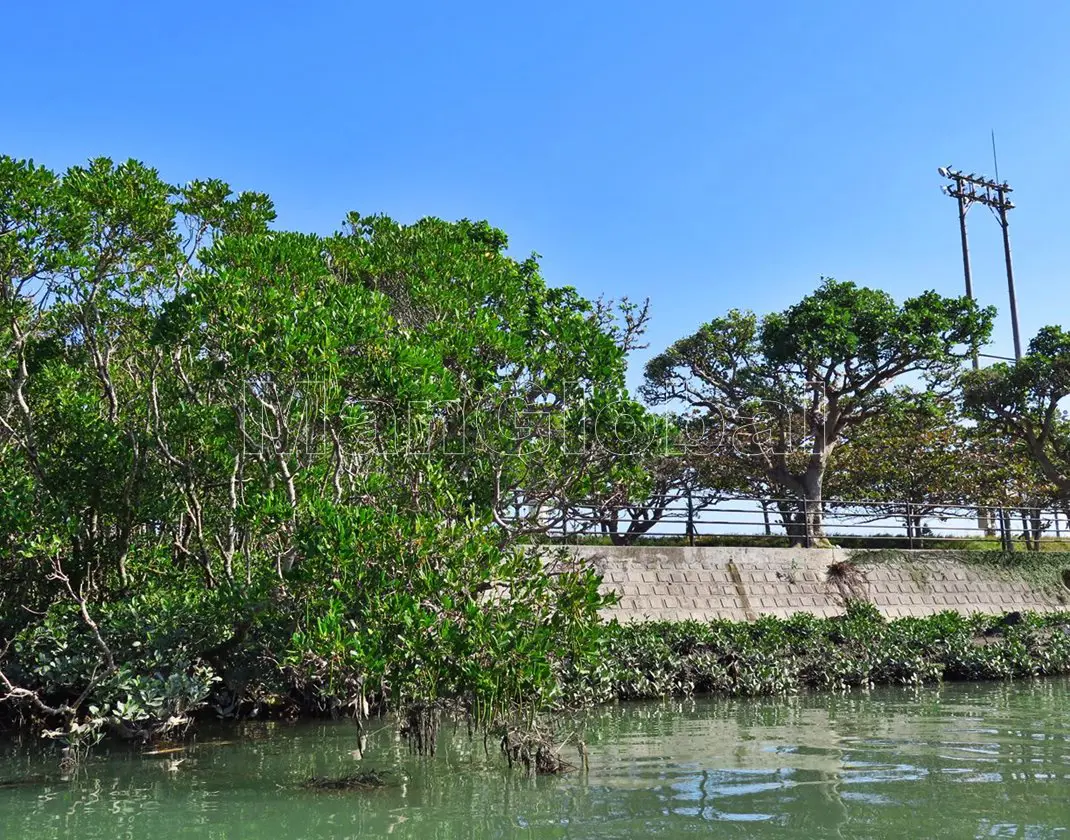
[998,506,1013,553]
[907,501,914,549]
[686,486,695,547]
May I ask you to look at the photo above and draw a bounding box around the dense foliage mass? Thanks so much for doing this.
[0,155,665,751]
[565,602,1070,703]
[587,285,1066,547]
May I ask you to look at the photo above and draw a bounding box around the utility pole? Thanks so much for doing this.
[939,165,1021,541]
[953,183,977,369]
[939,166,1022,362]
[997,194,1022,362]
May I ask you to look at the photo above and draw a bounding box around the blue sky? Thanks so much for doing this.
[4,0,1068,387]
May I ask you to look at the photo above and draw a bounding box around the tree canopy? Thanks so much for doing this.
[0,154,665,750]
[642,278,994,544]
[962,325,1070,500]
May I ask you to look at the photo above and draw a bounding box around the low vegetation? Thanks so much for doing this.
[562,603,1070,704]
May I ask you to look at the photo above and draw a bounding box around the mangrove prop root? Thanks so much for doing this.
[500,727,577,776]
[399,705,439,757]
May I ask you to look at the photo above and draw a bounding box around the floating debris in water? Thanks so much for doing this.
[0,775,57,789]
[302,771,390,791]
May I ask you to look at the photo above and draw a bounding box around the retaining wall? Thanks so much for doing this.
[566,546,1070,622]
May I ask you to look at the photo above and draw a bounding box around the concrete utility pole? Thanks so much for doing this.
[938,166,1022,362]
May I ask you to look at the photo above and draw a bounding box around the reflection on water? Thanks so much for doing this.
[2,679,1070,838]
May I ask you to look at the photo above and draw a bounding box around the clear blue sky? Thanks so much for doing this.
[5,0,1068,387]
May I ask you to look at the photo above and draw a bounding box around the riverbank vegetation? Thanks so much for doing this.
[564,603,1070,703]
[4,152,1070,771]
[0,154,663,759]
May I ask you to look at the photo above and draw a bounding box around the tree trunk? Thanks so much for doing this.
[775,486,826,547]
[685,486,696,547]
[1021,508,1044,551]
[902,513,925,546]
[775,498,806,545]
[977,507,997,538]
[598,508,623,545]
[800,470,828,547]
[1000,507,1015,552]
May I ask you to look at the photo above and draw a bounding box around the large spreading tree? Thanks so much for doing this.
[642,278,993,545]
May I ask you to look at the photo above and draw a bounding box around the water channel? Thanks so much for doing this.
[2,679,1069,838]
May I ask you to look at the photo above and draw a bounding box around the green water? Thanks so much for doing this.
[3,680,1070,839]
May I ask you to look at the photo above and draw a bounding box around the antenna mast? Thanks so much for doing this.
[991,130,1000,185]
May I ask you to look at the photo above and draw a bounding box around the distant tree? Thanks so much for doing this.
[567,451,687,545]
[961,426,1061,550]
[962,325,1070,503]
[569,411,737,545]
[827,395,975,540]
[642,278,993,546]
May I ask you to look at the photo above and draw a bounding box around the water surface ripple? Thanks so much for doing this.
[2,679,1069,838]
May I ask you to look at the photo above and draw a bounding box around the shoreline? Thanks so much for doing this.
[6,601,1070,747]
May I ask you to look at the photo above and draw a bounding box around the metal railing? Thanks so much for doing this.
[516,495,1069,550]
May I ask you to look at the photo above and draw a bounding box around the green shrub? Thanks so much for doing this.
[562,609,1070,703]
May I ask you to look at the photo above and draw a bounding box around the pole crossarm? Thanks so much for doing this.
[939,167,1014,214]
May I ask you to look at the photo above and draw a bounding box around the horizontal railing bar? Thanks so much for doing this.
[506,494,1065,550]
[553,499,1058,515]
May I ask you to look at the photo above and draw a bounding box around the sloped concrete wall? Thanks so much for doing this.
[566,546,1070,622]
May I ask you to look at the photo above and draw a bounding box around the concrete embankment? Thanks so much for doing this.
[564,546,1070,622]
